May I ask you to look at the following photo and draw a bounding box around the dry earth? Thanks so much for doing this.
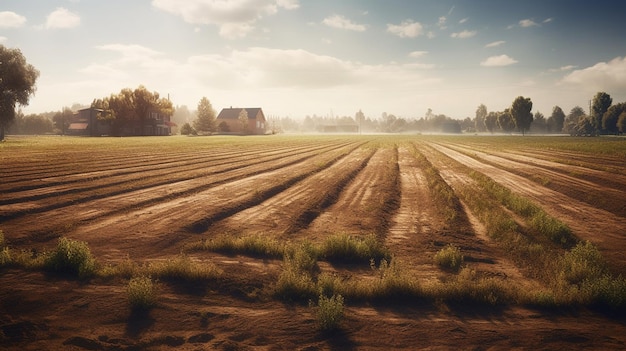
[1,135,625,350]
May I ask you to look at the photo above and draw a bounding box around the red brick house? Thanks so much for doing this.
[215,107,266,135]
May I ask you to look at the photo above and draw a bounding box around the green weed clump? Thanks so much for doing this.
[147,255,222,282]
[0,230,10,267]
[274,245,317,301]
[44,237,97,278]
[434,244,464,272]
[127,275,158,310]
[311,293,345,331]
[320,233,390,264]
[431,268,517,306]
[196,234,285,259]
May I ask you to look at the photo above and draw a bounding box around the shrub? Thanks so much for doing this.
[559,241,607,285]
[199,234,285,259]
[311,293,345,331]
[147,255,222,282]
[321,233,390,264]
[127,275,158,310]
[274,249,317,301]
[0,230,10,266]
[0,247,10,267]
[44,237,96,278]
[434,244,464,272]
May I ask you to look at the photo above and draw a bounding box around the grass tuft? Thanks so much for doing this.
[44,237,97,279]
[311,293,345,331]
[434,244,464,272]
[320,233,390,264]
[127,275,158,310]
[147,254,222,282]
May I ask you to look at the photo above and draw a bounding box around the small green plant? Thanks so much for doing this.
[434,244,464,272]
[321,233,390,264]
[127,275,158,310]
[44,237,96,278]
[311,293,345,331]
[0,230,10,266]
[147,254,222,282]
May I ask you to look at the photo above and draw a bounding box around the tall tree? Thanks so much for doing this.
[0,45,40,141]
[602,103,625,135]
[547,106,565,133]
[510,96,533,135]
[52,107,74,135]
[193,97,216,135]
[531,111,546,134]
[497,109,516,133]
[617,111,626,134]
[563,106,586,135]
[484,111,498,133]
[354,109,365,134]
[475,104,487,132]
[238,108,249,134]
[591,91,612,134]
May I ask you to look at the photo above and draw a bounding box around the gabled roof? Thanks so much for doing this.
[217,108,263,120]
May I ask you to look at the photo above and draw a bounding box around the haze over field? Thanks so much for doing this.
[2,0,626,118]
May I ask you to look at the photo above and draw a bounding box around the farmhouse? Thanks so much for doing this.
[67,107,110,136]
[67,107,176,136]
[216,107,267,135]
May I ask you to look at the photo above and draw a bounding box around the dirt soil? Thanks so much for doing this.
[1,136,626,350]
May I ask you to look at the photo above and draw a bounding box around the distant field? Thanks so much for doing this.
[1,134,625,350]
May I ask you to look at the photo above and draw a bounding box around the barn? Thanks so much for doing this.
[215,107,267,135]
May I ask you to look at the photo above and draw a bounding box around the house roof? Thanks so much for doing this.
[217,108,264,120]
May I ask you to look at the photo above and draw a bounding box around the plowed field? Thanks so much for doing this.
[1,135,625,350]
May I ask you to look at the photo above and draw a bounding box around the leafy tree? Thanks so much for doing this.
[602,103,625,135]
[591,92,612,133]
[475,104,487,132]
[193,97,216,135]
[563,106,586,135]
[0,45,40,141]
[574,116,595,136]
[355,109,365,133]
[180,122,195,135]
[52,107,74,135]
[497,109,516,133]
[484,111,498,133]
[510,96,533,135]
[618,111,626,134]
[218,121,230,133]
[93,86,172,136]
[531,111,546,134]
[238,108,249,134]
[547,106,565,133]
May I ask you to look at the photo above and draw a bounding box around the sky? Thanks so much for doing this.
[1,0,626,120]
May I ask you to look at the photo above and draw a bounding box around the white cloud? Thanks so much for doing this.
[45,8,80,29]
[387,20,424,38]
[561,56,626,91]
[409,51,428,58]
[0,11,26,28]
[151,0,299,39]
[485,40,505,48]
[437,16,447,29]
[480,54,518,67]
[450,30,476,39]
[519,19,539,27]
[543,18,553,24]
[459,17,469,24]
[323,14,366,32]
[0,36,7,43]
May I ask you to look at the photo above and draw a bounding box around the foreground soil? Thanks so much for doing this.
[1,135,625,350]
